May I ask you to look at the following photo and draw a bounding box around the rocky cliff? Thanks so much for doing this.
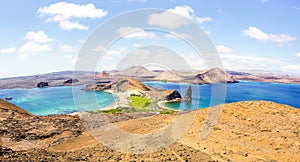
[84,78,182,101]
[182,86,192,101]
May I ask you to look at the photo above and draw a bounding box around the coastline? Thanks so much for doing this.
[1,76,299,90]
[3,80,300,116]
[157,100,180,111]
[100,90,129,110]
[98,90,180,112]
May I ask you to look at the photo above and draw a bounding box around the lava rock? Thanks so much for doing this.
[64,79,79,84]
[37,82,49,88]
[183,86,192,102]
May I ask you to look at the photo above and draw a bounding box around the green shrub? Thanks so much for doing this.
[129,96,152,110]
[96,108,123,114]
[159,108,176,114]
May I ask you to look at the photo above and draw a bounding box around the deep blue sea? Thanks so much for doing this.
[144,81,300,110]
[0,85,115,115]
[0,81,299,115]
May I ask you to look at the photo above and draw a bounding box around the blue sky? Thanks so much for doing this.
[0,0,300,78]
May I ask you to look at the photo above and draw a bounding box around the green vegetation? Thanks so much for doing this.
[96,108,123,114]
[96,96,176,114]
[129,95,152,110]
[159,108,176,114]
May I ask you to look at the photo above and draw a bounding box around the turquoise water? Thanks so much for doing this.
[144,81,300,110]
[0,85,115,115]
[0,81,299,115]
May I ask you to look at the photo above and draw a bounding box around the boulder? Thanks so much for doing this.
[64,79,79,84]
[163,90,182,101]
[37,82,49,88]
[5,97,12,101]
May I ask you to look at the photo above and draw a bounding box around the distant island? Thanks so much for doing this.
[1,66,299,90]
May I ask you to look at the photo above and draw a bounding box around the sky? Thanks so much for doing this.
[0,0,300,78]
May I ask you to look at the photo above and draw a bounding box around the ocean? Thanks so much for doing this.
[0,81,299,115]
[144,81,300,110]
[0,85,115,115]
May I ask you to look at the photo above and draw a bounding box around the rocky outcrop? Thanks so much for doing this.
[182,86,192,102]
[95,71,111,79]
[84,78,182,101]
[37,82,49,88]
[0,99,84,150]
[163,90,182,101]
[193,68,239,84]
[0,98,34,118]
[64,79,79,84]
[84,78,151,92]
[5,97,12,101]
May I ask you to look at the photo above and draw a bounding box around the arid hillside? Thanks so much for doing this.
[1,99,299,161]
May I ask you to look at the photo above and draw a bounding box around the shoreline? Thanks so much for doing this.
[99,90,180,112]
[1,78,300,91]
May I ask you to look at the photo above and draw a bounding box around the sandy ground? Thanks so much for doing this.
[43,101,300,161]
[102,90,129,109]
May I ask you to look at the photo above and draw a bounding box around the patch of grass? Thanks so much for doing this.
[96,108,123,114]
[129,96,152,110]
[159,108,176,114]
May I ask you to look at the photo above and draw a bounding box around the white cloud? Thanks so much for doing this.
[262,0,269,3]
[204,29,211,35]
[93,45,106,52]
[38,2,107,30]
[98,47,128,70]
[243,27,296,44]
[18,53,30,59]
[148,5,212,29]
[296,51,300,57]
[165,32,193,39]
[243,27,269,41]
[59,21,88,31]
[17,30,53,59]
[168,5,194,19]
[106,47,126,55]
[195,17,212,24]
[220,54,287,72]
[93,46,126,55]
[216,45,232,53]
[18,42,51,55]
[60,44,76,53]
[24,30,53,43]
[0,47,16,54]
[117,26,156,39]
